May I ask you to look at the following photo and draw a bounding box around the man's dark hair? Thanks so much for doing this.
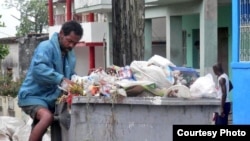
[61,20,83,37]
[213,62,233,91]
[213,62,224,73]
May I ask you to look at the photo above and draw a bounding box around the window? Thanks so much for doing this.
[240,0,250,61]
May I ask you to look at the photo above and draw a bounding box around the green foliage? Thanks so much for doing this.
[0,44,9,60]
[0,72,23,97]
[4,0,48,36]
[69,83,84,95]
[0,15,9,61]
[0,15,5,27]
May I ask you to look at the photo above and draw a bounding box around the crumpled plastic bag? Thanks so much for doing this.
[0,116,25,141]
[0,116,50,141]
[165,84,191,99]
[147,54,176,68]
[189,73,217,99]
[130,61,173,89]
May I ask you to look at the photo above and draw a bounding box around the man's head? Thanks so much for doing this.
[59,20,83,53]
[213,63,224,76]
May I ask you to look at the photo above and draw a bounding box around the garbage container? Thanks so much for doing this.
[51,102,71,141]
[69,96,220,141]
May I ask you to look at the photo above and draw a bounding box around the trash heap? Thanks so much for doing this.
[58,55,220,104]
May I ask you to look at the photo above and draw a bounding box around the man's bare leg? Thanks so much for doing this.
[29,108,53,141]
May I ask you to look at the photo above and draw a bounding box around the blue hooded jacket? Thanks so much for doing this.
[18,33,76,110]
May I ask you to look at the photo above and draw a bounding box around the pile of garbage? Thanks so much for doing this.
[58,55,220,104]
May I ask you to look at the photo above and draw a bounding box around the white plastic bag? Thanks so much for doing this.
[115,79,155,88]
[0,116,26,141]
[189,73,217,99]
[0,116,51,141]
[130,61,173,89]
[165,84,191,99]
[147,55,176,68]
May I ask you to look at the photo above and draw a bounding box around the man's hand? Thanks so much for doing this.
[61,78,75,91]
[63,78,75,85]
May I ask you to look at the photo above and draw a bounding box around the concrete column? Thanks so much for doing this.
[200,0,218,76]
[144,19,152,60]
[88,13,95,69]
[1,96,8,116]
[166,15,171,60]
[170,16,183,66]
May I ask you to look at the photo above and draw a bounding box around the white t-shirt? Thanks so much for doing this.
[217,73,231,102]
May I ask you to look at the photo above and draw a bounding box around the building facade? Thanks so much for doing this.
[48,0,232,77]
[231,0,250,124]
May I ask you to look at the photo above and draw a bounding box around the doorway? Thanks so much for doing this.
[192,29,199,69]
[218,27,229,74]
[192,27,229,73]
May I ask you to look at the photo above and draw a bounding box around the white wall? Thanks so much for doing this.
[74,0,111,9]
[74,46,105,76]
[49,22,108,42]
[54,3,65,15]
[0,96,22,119]
[49,22,108,76]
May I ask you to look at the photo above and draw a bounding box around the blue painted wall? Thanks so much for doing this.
[231,0,250,124]
[231,63,250,124]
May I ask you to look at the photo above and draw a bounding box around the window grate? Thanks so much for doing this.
[240,0,250,61]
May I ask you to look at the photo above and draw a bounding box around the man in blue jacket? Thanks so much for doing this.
[18,20,83,141]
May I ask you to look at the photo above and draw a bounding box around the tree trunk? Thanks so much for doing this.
[112,0,145,66]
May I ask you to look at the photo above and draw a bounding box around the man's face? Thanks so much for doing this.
[213,67,219,76]
[59,31,81,53]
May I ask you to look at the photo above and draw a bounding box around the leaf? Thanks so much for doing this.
[0,44,9,60]
[4,0,48,36]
